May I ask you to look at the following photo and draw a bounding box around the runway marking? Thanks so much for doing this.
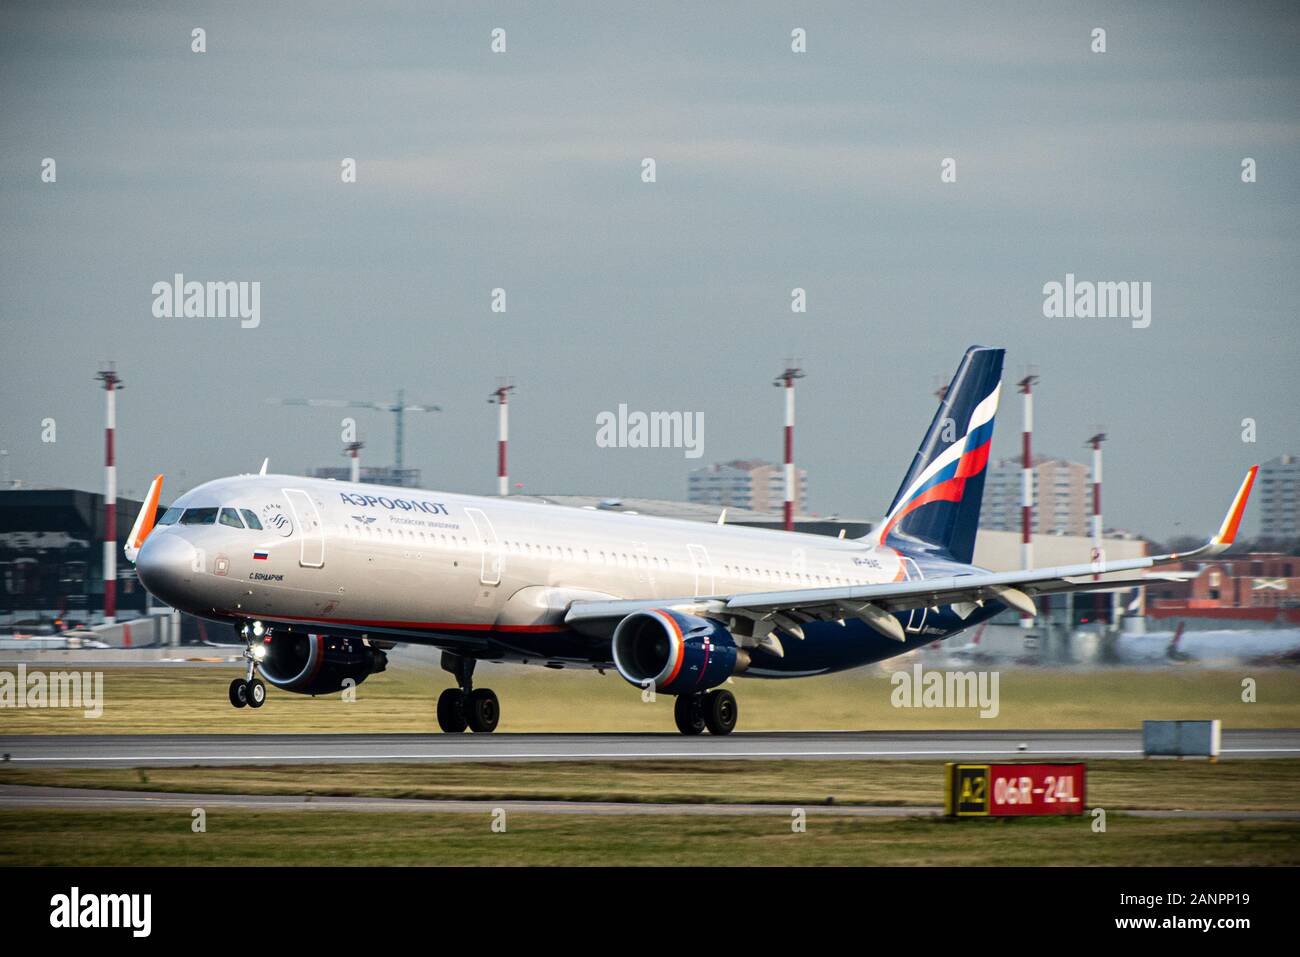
[12,747,1300,763]
[7,748,1152,762]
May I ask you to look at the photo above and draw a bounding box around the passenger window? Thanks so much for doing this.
[240,509,263,530]
[219,508,245,529]
[157,506,183,526]
[179,507,218,525]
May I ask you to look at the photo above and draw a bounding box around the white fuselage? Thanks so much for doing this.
[137,473,918,661]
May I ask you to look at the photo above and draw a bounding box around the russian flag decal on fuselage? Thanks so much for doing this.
[253,551,269,561]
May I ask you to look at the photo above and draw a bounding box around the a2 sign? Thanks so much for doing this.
[945,763,1086,816]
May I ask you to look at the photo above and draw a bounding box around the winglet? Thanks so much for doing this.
[259,457,269,476]
[1167,466,1258,561]
[1205,465,1258,555]
[123,474,164,564]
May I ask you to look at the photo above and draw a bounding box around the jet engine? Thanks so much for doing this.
[611,609,748,696]
[257,632,388,696]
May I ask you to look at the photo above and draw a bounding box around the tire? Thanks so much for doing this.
[674,694,706,735]
[246,678,266,708]
[465,688,500,734]
[228,678,248,708]
[436,688,468,733]
[703,689,738,735]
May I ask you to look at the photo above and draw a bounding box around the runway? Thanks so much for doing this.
[3,728,1299,767]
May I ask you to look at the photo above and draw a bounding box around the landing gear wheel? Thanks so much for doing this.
[703,689,738,735]
[465,689,500,733]
[246,678,266,708]
[437,688,468,733]
[228,678,248,708]
[674,694,706,735]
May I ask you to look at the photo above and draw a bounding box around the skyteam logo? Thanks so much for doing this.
[261,504,293,537]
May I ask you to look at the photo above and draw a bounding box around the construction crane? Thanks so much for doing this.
[268,389,441,470]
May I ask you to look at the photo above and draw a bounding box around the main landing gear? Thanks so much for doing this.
[674,689,738,736]
[437,652,499,733]
[229,620,268,709]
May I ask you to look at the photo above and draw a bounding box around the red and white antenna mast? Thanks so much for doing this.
[96,364,123,624]
[773,364,805,531]
[1018,372,1039,627]
[344,440,364,483]
[1087,430,1108,621]
[489,381,516,497]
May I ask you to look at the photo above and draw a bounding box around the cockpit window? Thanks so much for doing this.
[157,506,183,526]
[219,508,246,529]
[240,509,263,530]
[179,507,219,526]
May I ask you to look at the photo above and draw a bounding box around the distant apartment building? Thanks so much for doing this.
[982,455,1089,537]
[1258,454,1300,539]
[688,459,808,514]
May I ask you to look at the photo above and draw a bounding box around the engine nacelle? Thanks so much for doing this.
[258,632,388,696]
[611,609,745,696]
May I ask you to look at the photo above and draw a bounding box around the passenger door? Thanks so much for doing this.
[900,555,927,633]
[283,489,324,568]
[465,507,502,586]
[687,543,714,598]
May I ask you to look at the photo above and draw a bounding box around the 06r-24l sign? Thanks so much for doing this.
[945,763,1086,816]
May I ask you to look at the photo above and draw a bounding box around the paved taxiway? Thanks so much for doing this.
[2,728,1298,768]
[1,784,1296,820]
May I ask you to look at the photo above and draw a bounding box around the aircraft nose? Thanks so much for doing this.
[135,533,197,606]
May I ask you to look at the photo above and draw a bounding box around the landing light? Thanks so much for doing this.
[252,644,267,661]
[251,620,266,638]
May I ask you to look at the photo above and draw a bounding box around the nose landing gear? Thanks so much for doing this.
[229,621,268,710]
[228,675,266,708]
[437,652,499,733]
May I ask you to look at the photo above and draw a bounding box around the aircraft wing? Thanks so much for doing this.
[565,466,1256,641]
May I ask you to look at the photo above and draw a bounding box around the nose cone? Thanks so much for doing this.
[135,533,197,607]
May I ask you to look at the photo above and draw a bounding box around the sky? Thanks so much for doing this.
[1,1,1298,540]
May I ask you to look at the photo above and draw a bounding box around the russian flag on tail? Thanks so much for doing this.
[876,346,1005,564]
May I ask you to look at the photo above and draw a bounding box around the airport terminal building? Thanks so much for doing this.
[0,485,155,628]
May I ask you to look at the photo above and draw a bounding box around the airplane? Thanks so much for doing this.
[122,346,1259,735]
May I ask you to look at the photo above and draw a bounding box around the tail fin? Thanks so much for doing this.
[874,346,1005,564]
